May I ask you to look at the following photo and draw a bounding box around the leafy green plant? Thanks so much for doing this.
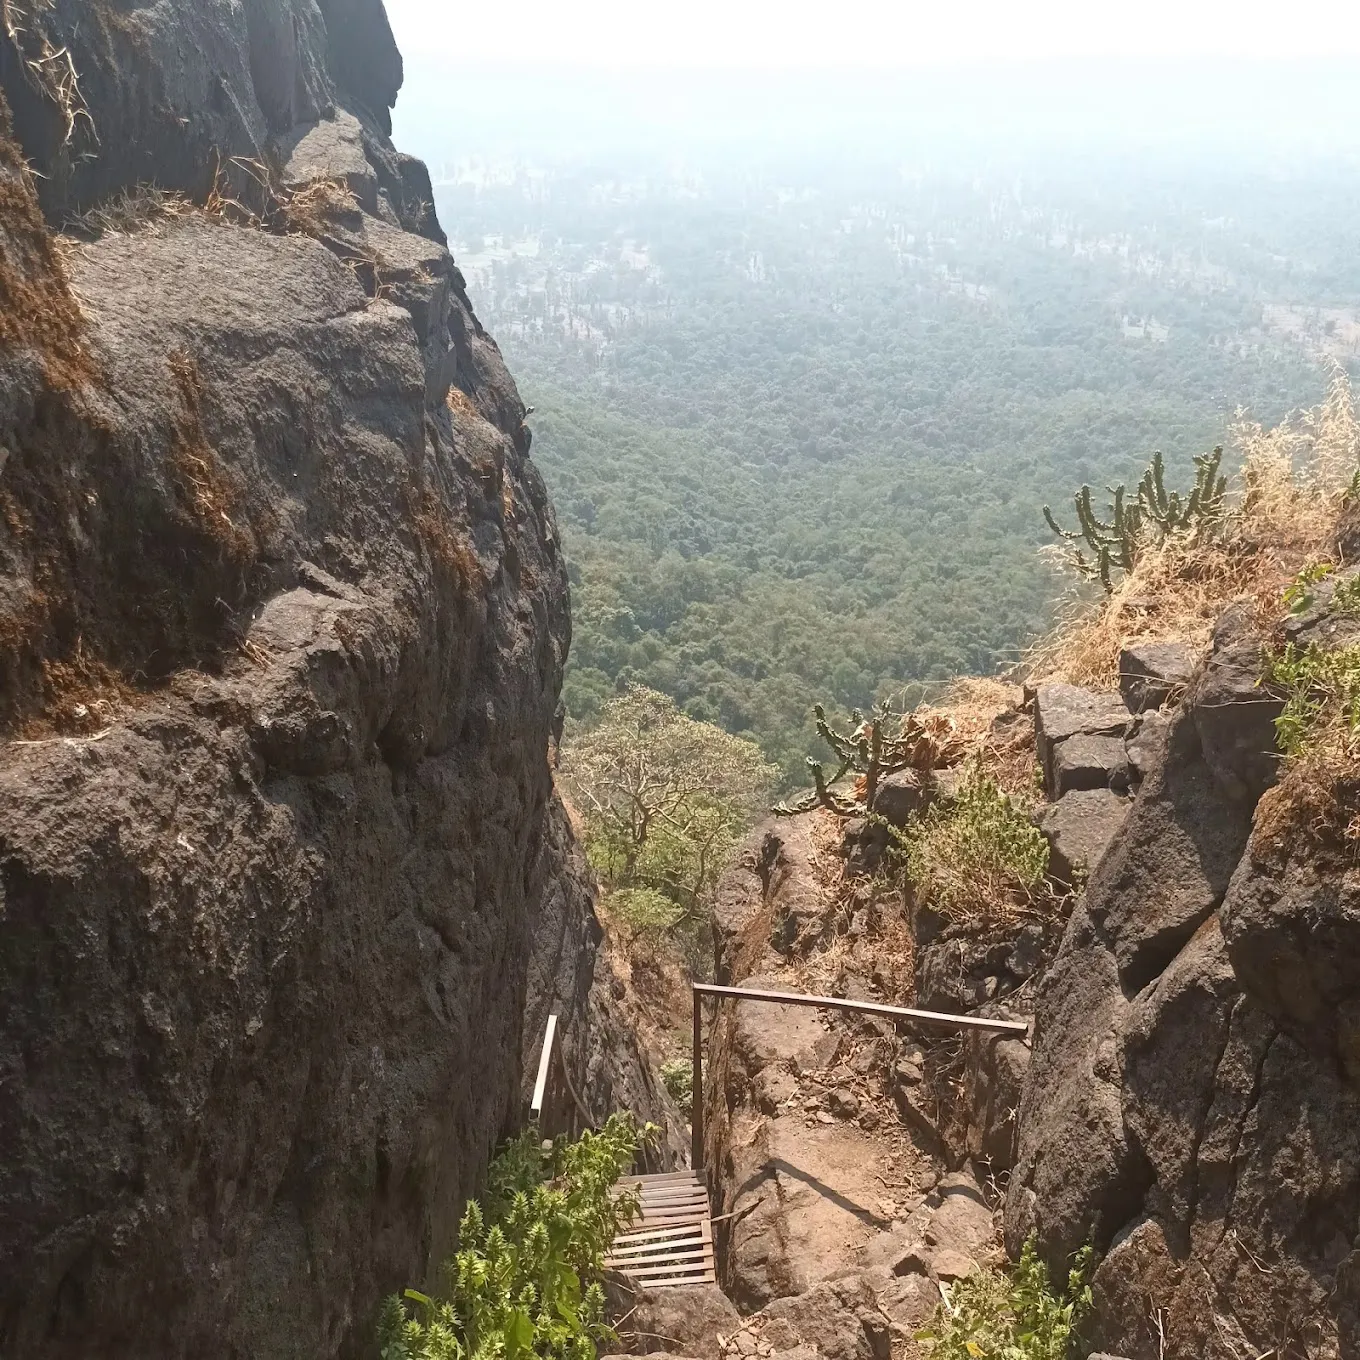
[1263,642,1360,757]
[602,886,684,936]
[1282,560,1336,614]
[915,1237,1094,1360]
[1044,446,1227,591]
[1333,573,1360,616]
[379,1115,645,1360]
[895,761,1050,918]
[659,1057,694,1111]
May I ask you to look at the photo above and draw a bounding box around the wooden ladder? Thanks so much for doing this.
[603,1170,716,1287]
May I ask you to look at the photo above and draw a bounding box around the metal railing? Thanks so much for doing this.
[689,982,1029,1169]
[528,1011,594,1137]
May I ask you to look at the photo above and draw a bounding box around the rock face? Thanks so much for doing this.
[1008,606,1360,1356]
[1118,641,1196,713]
[0,8,671,1358]
[1033,683,1133,796]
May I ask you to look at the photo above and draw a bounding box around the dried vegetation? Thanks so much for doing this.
[0,91,93,389]
[1031,366,1360,688]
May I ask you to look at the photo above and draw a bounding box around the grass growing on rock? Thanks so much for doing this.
[916,1237,1094,1360]
[1032,366,1360,688]
[894,760,1051,925]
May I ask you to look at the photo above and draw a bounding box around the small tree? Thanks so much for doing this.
[560,685,777,927]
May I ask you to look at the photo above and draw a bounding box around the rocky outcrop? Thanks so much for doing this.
[1008,604,1360,1357]
[0,6,668,1357]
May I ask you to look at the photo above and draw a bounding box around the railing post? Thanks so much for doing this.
[691,986,703,1173]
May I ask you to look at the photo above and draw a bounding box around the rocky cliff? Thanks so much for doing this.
[0,4,673,1357]
[1008,591,1360,1357]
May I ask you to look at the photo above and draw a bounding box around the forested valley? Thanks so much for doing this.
[430,148,1360,782]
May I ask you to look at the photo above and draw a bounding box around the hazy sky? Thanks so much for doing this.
[386,0,1360,68]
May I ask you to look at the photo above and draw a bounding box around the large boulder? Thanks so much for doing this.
[964,1030,1031,1169]
[612,1283,740,1358]
[1188,603,1282,806]
[1051,733,1131,794]
[761,1275,893,1360]
[0,10,661,1357]
[1009,600,1360,1355]
[1039,788,1131,887]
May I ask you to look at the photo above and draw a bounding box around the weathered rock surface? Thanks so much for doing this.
[1051,733,1130,794]
[1033,683,1132,795]
[1039,787,1131,886]
[613,1282,741,1356]
[0,8,672,1358]
[1009,602,1360,1357]
[963,1030,1030,1169]
[869,769,930,827]
[1118,640,1196,712]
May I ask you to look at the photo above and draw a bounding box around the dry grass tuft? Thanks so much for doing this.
[446,387,479,418]
[2,0,96,152]
[166,350,254,564]
[913,676,1035,799]
[68,185,200,237]
[1253,745,1360,858]
[279,176,357,238]
[414,488,480,590]
[1031,368,1360,689]
[0,92,95,389]
[23,641,138,737]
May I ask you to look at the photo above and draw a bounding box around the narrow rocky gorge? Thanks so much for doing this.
[3,5,1359,1360]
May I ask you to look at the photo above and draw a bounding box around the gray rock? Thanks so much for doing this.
[1008,602,1360,1353]
[714,820,826,967]
[1034,683,1132,795]
[762,1275,893,1360]
[829,1087,861,1118]
[1118,640,1197,712]
[1090,709,1254,991]
[279,108,379,207]
[1125,709,1171,782]
[1051,733,1131,794]
[1188,601,1282,805]
[1219,812,1360,1082]
[870,768,929,827]
[614,1283,740,1358]
[1039,788,1131,886]
[0,0,414,221]
[964,1031,1031,1168]
[0,16,650,1359]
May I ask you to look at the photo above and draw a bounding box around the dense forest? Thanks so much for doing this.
[431,153,1360,781]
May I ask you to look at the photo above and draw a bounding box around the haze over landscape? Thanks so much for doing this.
[386,0,1360,779]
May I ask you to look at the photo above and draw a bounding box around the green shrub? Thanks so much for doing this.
[915,1237,1094,1360]
[1333,573,1360,616]
[379,1115,645,1360]
[659,1057,694,1111]
[1282,560,1336,614]
[602,885,684,935]
[1264,641,1360,757]
[897,762,1050,918]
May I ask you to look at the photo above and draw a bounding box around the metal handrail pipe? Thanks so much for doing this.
[690,983,1028,1169]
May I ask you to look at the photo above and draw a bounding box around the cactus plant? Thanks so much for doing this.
[1044,446,1228,592]
[774,702,962,817]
